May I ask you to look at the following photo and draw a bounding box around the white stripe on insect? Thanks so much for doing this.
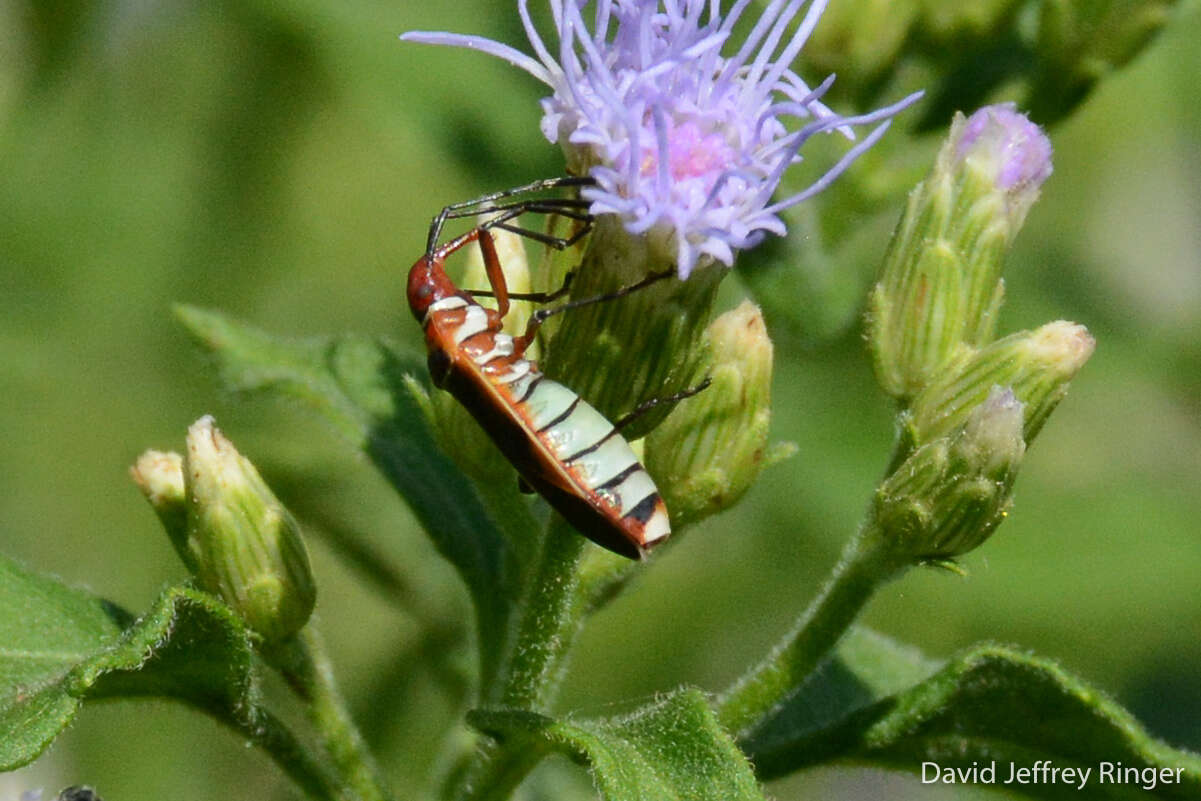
[472,333,516,366]
[493,359,533,384]
[642,508,670,543]
[542,402,612,460]
[608,469,658,516]
[523,380,579,430]
[423,295,468,326]
[507,371,539,401]
[570,434,640,487]
[453,305,490,344]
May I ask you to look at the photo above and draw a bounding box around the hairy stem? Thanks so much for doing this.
[272,627,393,801]
[715,526,906,738]
[494,515,588,710]
[448,516,589,801]
[452,740,549,801]
[233,705,346,801]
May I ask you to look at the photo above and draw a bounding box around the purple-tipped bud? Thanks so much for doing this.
[958,386,1027,479]
[869,104,1053,400]
[955,104,1053,226]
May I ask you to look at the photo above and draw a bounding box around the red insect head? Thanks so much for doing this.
[406,256,459,321]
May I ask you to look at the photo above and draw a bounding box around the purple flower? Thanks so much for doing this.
[402,0,921,278]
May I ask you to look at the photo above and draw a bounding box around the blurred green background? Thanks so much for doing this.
[2,1,1199,799]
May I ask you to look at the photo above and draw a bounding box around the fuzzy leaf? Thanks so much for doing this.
[471,688,764,801]
[175,306,533,681]
[744,637,1201,799]
[1,555,255,769]
[739,625,940,765]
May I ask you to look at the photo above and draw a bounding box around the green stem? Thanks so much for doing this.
[272,627,393,801]
[233,705,347,801]
[448,517,589,801]
[715,525,906,738]
[453,740,549,801]
[576,547,639,616]
[493,515,588,710]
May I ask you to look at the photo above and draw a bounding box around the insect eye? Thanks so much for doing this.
[417,285,433,300]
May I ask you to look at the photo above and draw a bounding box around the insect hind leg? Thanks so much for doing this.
[613,377,713,431]
[511,267,677,353]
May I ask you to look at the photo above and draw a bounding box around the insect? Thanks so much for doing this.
[408,178,702,559]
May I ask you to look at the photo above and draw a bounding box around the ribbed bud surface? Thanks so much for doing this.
[544,216,723,440]
[869,105,1052,401]
[877,387,1026,560]
[184,416,316,642]
[646,301,775,527]
[130,449,190,569]
[906,321,1095,448]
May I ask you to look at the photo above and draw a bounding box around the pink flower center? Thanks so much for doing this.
[639,119,734,191]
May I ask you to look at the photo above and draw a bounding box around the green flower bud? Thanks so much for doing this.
[130,449,191,569]
[183,416,316,642]
[646,301,791,528]
[544,215,724,440]
[906,320,1095,448]
[876,386,1025,561]
[869,105,1052,401]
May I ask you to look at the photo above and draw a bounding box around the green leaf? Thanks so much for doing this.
[1028,0,1179,123]
[738,625,940,767]
[471,688,765,801]
[0,555,253,769]
[744,637,1201,800]
[175,305,531,680]
[0,555,128,768]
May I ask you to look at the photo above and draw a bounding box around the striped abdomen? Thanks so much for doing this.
[422,295,669,559]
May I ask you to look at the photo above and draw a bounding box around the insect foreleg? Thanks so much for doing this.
[426,176,596,257]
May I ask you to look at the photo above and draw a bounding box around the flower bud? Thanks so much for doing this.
[876,387,1025,560]
[646,301,790,528]
[905,320,1095,448]
[544,215,724,440]
[869,105,1052,401]
[183,416,316,642]
[130,449,191,570]
[955,105,1053,229]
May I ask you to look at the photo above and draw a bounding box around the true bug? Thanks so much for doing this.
[408,179,698,559]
